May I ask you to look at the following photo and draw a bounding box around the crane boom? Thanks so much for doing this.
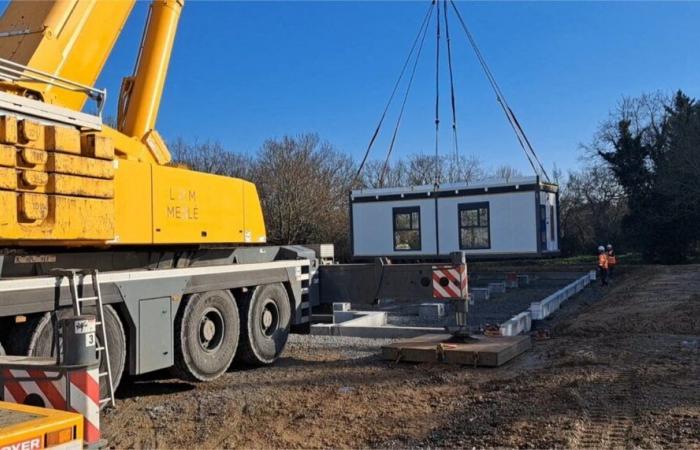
[0,0,135,111]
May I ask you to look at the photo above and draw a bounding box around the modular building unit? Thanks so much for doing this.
[351,176,559,259]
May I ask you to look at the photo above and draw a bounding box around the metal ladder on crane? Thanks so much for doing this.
[52,269,116,408]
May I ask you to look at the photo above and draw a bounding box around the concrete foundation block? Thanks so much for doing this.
[419,303,446,321]
[517,274,530,285]
[310,324,444,339]
[333,302,351,312]
[505,272,518,288]
[488,282,507,295]
[333,310,387,326]
[470,288,490,301]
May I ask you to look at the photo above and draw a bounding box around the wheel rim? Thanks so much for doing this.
[199,307,225,352]
[260,298,279,337]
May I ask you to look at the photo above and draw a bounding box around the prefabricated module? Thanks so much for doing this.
[351,176,560,259]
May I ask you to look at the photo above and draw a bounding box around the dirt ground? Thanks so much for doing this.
[104,264,700,449]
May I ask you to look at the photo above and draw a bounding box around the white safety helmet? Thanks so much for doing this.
[598,246,605,252]
[607,244,613,250]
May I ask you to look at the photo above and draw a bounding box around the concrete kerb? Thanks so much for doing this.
[499,271,594,336]
[529,272,594,321]
[499,310,532,337]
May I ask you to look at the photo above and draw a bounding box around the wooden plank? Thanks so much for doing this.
[381,334,531,367]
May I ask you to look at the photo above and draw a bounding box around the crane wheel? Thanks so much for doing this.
[172,290,240,382]
[7,306,127,404]
[234,283,291,367]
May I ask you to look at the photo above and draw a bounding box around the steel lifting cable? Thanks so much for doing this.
[433,0,441,186]
[379,2,435,186]
[443,0,460,164]
[354,1,436,185]
[449,0,551,182]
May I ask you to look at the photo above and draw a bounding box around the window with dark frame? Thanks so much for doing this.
[393,206,421,251]
[458,202,490,250]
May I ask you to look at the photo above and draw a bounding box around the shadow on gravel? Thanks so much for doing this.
[116,370,195,399]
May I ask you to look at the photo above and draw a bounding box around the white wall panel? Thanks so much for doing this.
[352,198,437,256]
[436,191,537,255]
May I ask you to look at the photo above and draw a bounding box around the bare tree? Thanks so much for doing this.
[170,138,252,179]
[442,154,485,184]
[490,164,523,181]
[558,163,627,255]
[387,154,486,186]
[251,134,356,257]
[361,159,408,188]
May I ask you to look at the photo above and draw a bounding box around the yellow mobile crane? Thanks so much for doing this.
[0,1,315,391]
[0,0,265,246]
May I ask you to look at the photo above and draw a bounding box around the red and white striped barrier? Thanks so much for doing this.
[432,264,468,299]
[0,361,101,446]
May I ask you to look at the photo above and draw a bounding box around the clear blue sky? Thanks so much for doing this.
[43,2,700,174]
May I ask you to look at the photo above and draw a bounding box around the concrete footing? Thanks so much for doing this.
[488,282,507,295]
[505,272,518,288]
[517,274,530,285]
[470,288,490,301]
[311,323,445,338]
[419,303,446,321]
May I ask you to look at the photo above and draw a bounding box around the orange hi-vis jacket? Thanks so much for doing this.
[607,251,617,266]
[598,253,608,269]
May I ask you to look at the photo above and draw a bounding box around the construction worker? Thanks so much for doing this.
[597,245,608,286]
[606,244,617,279]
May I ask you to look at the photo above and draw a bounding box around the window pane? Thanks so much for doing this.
[461,209,478,227]
[395,213,410,230]
[460,229,468,248]
[411,212,420,230]
[460,226,489,249]
[479,208,489,226]
[475,227,488,247]
[395,230,420,250]
[460,228,473,249]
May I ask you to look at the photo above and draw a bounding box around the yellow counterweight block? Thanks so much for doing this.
[147,164,266,245]
[113,162,266,245]
[0,116,115,244]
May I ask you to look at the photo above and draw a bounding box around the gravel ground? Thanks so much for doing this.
[102,264,700,449]
[285,335,397,360]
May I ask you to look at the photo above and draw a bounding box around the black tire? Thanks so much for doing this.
[235,283,291,366]
[8,306,127,402]
[172,290,239,382]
